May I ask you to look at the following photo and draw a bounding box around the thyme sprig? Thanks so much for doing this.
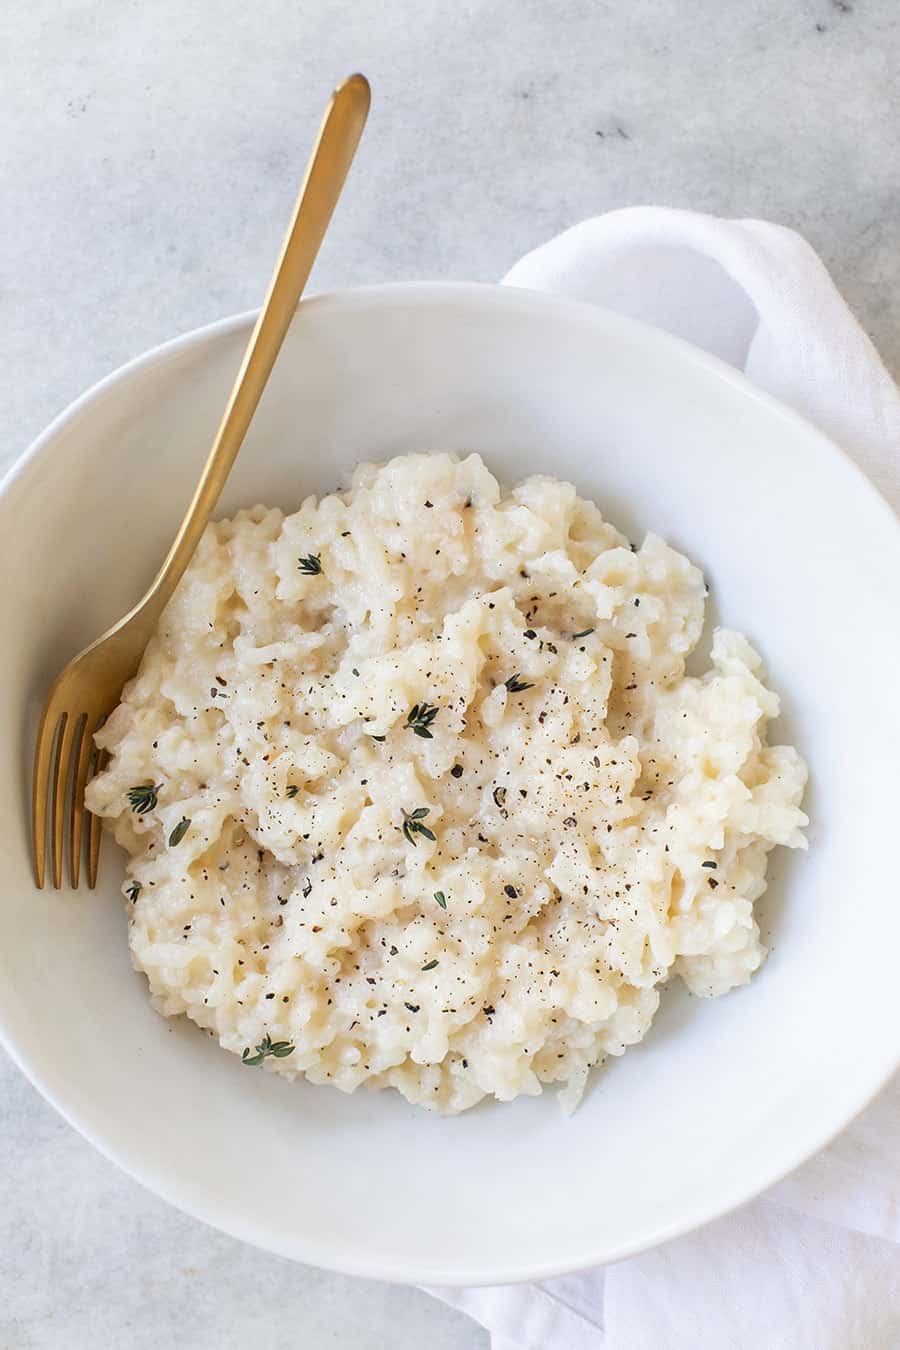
[126,783,160,815]
[504,673,535,693]
[241,1033,295,1066]
[297,553,322,575]
[401,807,436,847]
[406,702,438,739]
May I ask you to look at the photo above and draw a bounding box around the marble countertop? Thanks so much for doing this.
[3,1,899,1345]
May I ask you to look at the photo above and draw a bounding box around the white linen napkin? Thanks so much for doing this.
[429,208,900,1350]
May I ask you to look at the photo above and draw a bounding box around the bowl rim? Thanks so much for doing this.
[3,280,899,1285]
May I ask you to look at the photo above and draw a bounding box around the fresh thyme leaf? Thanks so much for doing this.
[433,891,448,910]
[702,860,717,869]
[241,1033,295,1067]
[297,553,322,575]
[572,628,595,640]
[370,734,386,743]
[285,785,299,798]
[126,783,159,814]
[406,702,438,739]
[402,807,436,846]
[301,877,312,898]
[126,881,141,904]
[242,1034,271,1065]
[504,673,535,693]
[168,817,190,847]
[422,959,438,971]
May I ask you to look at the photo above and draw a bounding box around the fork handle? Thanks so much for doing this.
[144,73,370,616]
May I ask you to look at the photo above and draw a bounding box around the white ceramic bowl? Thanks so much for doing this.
[2,284,899,1285]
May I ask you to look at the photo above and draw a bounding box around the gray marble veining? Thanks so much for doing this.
[2,1,899,1345]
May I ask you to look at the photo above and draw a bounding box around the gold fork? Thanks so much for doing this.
[32,72,371,890]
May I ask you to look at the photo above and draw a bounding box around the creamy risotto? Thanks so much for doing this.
[87,453,808,1113]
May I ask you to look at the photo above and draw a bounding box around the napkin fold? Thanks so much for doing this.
[428,208,900,1350]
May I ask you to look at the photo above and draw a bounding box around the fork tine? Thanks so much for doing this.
[87,748,107,888]
[32,708,63,889]
[51,712,75,890]
[69,714,90,888]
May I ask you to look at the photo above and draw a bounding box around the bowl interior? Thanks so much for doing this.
[2,284,898,1283]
